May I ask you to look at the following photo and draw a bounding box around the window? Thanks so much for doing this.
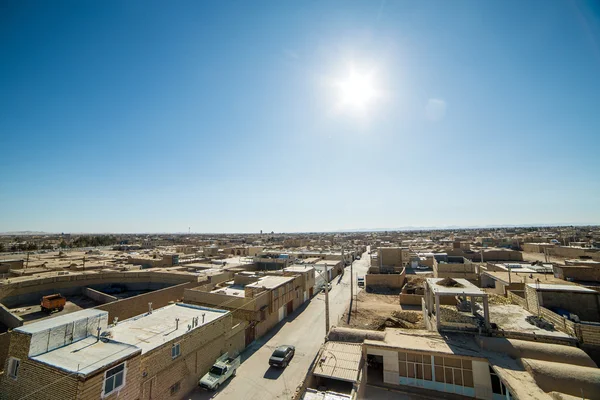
[431,356,474,388]
[172,343,181,359]
[489,366,511,397]
[8,357,20,380]
[170,381,181,395]
[103,362,125,397]
[398,352,432,381]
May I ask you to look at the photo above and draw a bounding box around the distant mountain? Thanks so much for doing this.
[0,231,53,236]
[332,223,598,233]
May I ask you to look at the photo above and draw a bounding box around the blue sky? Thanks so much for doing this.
[1,0,599,233]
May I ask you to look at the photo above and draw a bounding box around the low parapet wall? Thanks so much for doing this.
[0,270,200,307]
[365,268,406,290]
[507,289,600,347]
[82,287,117,304]
[94,282,196,323]
[95,281,197,323]
[399,293,423,306]
[0,303,23,329]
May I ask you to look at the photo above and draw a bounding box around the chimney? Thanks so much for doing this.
[96,327,101,342]
[148,302,153,314]
[113,317,119,325]
[175,318,180,330]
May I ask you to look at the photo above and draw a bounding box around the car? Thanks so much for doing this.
[322,283,332,292]
[199,353,240,390]
[357,276,365,288]
[269,345,295,368]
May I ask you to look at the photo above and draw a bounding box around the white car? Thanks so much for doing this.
[199,353,240,390]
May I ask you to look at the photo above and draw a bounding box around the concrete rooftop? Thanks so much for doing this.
[107,303,228,354]
[427,278,486,296]
[31,336,140,376]
[246,275,294,290]
[526,283,597,293]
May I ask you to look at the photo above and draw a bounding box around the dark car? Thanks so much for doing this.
[269,345,295,368]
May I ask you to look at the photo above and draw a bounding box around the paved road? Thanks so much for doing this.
[187,251,371,400]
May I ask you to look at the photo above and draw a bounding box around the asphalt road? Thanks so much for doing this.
[187,251,371,400]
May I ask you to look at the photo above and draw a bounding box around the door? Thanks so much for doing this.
[309,287,313,297]
[286,300,293,316]
[142,376,156,400]
[245,325,255,347]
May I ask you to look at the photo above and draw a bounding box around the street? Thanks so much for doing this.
[187,251,371,400]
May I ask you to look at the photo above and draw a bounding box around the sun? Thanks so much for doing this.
[336,68,378,110]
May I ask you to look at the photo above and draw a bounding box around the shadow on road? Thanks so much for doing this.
[263,366,285,380]
[240,300,311,363]
[185,375,235,400]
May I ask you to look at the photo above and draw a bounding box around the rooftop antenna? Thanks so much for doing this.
[175,318,180,330]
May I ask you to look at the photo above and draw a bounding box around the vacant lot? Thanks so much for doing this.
[339,290,423,331]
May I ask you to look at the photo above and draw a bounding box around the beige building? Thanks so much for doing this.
[433,256,477,280]
[184,271,308,346]
[374,247,410,272]
[1,304,244,400]
[127,253,179,269]
[362,329,599,399]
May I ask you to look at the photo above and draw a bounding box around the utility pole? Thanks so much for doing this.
[325,270,330,336]
[25,252,29,269]
[316,269,330,338]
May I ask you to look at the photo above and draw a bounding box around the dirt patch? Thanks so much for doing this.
[439,306,477,325]
[526,315,555,331]
[437,277,463,287]
[488,294,512,305]
[339,291,423,331]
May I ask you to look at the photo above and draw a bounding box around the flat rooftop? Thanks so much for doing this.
[313,341,362,383]
[488,304,572,338]
[302,389,351,400]
[526,283,597,293]
[107,303,228,354]
[211,285,246,297]
[285,265,315,273]
[483,271,570,286]
[32,336,140,376]
[246,275,294,290]
[427,278,486,296]
[364,329,484,359]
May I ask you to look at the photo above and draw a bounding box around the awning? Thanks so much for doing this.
[313,341,362,383]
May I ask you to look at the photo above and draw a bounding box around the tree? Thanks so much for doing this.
[0,243,5,252]
[59,240,68,249]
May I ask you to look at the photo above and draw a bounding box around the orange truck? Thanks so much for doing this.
[40,294,66,313]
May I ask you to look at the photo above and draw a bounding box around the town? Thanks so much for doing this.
[1,226,599,399]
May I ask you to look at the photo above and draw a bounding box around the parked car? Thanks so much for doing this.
[40,294,66,313]
[357,276,365,288]
[199,353,240,390]
[321,283,332,292]
[269,345,295,368]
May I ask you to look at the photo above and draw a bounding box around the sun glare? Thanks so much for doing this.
[335,67,379,112]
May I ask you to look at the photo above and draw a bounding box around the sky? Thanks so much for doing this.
[1,0,599,233]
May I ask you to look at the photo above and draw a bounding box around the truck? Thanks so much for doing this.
[198,353,240,391]
[40,294,66,313]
